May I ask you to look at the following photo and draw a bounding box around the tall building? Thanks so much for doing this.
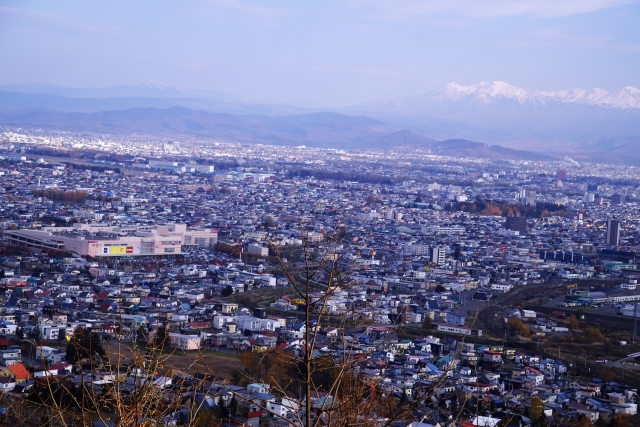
[557,169,567,180]
[431,246,446,266]
[505,216,527,234]
[606,218,620,246]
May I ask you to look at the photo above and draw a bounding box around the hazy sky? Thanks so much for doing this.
[1,0,639,106]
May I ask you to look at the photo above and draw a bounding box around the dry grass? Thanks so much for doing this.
[103,341,242,380]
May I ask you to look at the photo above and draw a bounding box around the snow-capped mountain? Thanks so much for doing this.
[429,81,640,109]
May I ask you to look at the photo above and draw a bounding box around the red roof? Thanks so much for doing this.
[187,322,210,329]
[49,362,72,370]
[7,363,29,379]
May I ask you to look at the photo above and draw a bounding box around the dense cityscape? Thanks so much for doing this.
[0,127,637,426]
[1,1,639,425]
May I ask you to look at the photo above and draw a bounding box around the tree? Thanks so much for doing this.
[583,327,605,343]
[28,325,42,343]
[31,266,42,277]
[601,369,616,383]
[263,215,276,228]
[57,328,66,345]
[435,284,446,293]
[569,315,578,330]
[611,413,637,427]
[508,317,530,336]
[65,327,106,363]
[154,323,169,349]
[221,285,234,297]
[527,396,544,423]
[136,326,149,346]
[576,414,594,427]
[15,327,24,340]
[230,369,243,385]
[0,269,5,279]
[422,315,432,331]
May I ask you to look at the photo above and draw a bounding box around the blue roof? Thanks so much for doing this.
[255,393,274,400]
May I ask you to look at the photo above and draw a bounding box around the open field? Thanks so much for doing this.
[102,341,242,380]
[225,286,292,307]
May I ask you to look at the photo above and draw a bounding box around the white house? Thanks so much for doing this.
[36,346,67,364]
[491,283,513,293]
[0,321,17,335]
[0,349,20,366]
[169,333,202,351]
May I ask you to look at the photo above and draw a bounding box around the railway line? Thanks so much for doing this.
[476,282,569,341]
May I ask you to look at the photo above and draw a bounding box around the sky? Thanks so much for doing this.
[0,0,639,107]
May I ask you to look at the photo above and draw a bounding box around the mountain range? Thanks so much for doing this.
[392,81,640,109]
[1,81,639,165]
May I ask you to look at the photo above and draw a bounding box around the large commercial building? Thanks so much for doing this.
[4,223,218,258]
[606,218,620,247]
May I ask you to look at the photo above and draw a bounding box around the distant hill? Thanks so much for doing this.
[0,107,394,148]
[2,80,640,164]
[0,91,303,116]
[364,131,552,160]
[374,130,438,147]
[0,107,552,161]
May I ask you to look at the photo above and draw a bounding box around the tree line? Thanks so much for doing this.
[449,199,567,218]
[32,189,88,203]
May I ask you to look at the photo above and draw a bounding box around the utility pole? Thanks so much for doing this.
[633,302,638,345]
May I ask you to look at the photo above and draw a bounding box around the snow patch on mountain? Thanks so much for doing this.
[431,81,640,109]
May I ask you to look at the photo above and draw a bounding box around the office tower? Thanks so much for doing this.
[505,216,527,234]
[606,218,620,246]
[612,194,625,205]
[557,169,567,180]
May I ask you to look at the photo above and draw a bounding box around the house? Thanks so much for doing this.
[0,363,30,383]
[0,348,21,366]
[48,362,73,374]
[36,346,67,364]
[483,351,503,363]
[445,311,466,326]
[0,376,15,392]
[0,321,17,335]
